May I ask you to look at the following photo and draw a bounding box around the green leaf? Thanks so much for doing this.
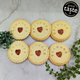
[6,31,9,34]
[54,74,57,77]
[60,69,62,71]
[60,69,65,72]
[49,71,52,75]
[3,47,6,49]
[75,59,79,63]
[79,65,80,68]
[67,76,70,79]
[57,77,59,80]
[3,44,6,46]
[46,62,47,64]
[56,71,58,74]
[75,64,79,68]
[2,38,5,40]
[71,66,76,70]
[10,37,14,39]
[76,55,79,58]
[48,65,50,69]
[64,64,67,67]
[71,49,73,51]
[0,45,1,46]
[78,42,80,44]
[79,46,80,48]
[75,47,78,50]
[75,70,80,74]
[75,41,77,44]
[78,71,80,74]
[10,41,13,44]
[65,68,68,71]
[67,73,69,76]
[68,71,73,76]
[51,69,53,71]
[46,68,49,71]
[75,70,78,73]
[79,39,80,42]
[63,78,66,80]
[73,74,76,78]
[6,38,8,40]
[73,50,77,54]
[78,50,80,52]
[68,71,72,74]
[6,46,10,49]
[72,45,75,48]
[47,64,49,67]
[45,64,47,67]
[46,64,50,69]
[63,73,66,76]
[58,73,62,77]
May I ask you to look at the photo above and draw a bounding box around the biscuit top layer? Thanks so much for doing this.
[29,42,49,64]
[49,43,71,65]
[10,19,30,40]
[51,21,71,39]
[8,41,29,62]
[31,20,51,40]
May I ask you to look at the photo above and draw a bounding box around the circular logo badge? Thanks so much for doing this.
[63,1,79,17]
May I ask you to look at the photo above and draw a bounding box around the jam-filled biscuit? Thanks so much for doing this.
[49,43,71,66]
[10,19,30,40]
[7,41,29,63]
[28,42,49,65]
[31,19,51,41]
[51,21,71,42]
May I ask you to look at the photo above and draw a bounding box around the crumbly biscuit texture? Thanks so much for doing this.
[31,19,51,41]
[7,41,29,63]
[51,21,71,42]
[10,19,30,40]
[49,43,71,66]
[28,42,49,65]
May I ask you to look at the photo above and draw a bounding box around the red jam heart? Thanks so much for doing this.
[58,29,63,35]
[56,52,62,57]
[18,27,23,33]
[35,50,41,56]
[37,27,43,33]
[15,49,21,55]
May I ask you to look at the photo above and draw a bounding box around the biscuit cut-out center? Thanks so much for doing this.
[58,29,63,35]
[37,27,43,33]
[18,27,23,33]
[56,51,62,57]
[15,49,21,55]
[35,50,41,56]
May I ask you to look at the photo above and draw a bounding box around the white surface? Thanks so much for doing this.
[0,0,80,80]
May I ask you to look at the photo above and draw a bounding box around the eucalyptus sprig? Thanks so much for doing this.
[45,39,80,80]
[0,31,14,49]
